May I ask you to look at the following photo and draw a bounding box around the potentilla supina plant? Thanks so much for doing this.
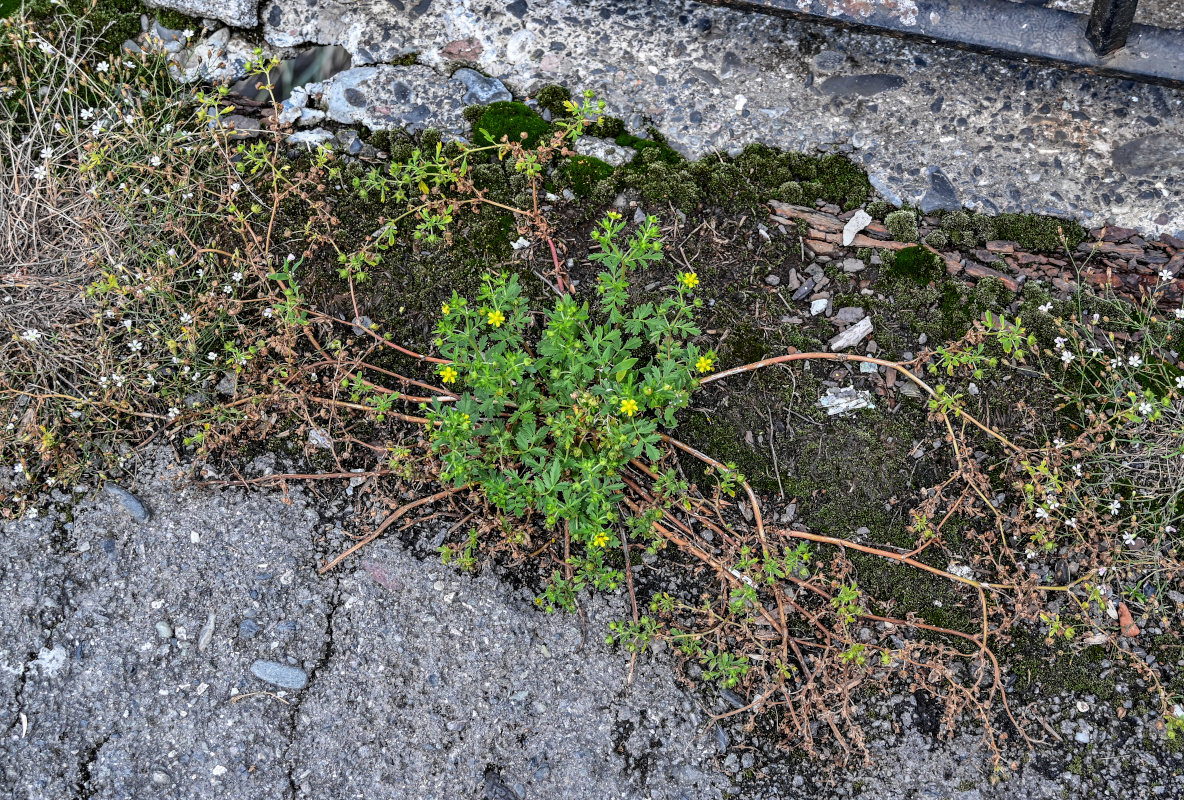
[424,212,720,604]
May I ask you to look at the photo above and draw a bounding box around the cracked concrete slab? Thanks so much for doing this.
[169,0,1182,238]
[4,452,1184,798]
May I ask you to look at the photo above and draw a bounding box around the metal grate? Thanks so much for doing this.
[693,0,1184,88]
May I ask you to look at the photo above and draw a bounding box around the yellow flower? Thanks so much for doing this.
[695,355,714,374]
[619,398,639,417]
[439,366,458,384]
[459,413,471,428]
[442,303,451,315]
[593,531,610,547]
[679,271,699,290]
[487,309,505,327]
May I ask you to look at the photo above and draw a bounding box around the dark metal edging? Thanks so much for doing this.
[693,0,1184,89]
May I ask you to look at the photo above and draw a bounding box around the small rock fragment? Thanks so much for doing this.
[818,386,875,416]
[452,67,512,105]
[198,613,216,652]
[841,257,867,273]
[250,660,308,690]
[103,483,150,522]
[828,316,873,350]
[842,210,872,246]
[810,298,828,316]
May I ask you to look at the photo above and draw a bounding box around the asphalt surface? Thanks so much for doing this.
[3,451,1184,799]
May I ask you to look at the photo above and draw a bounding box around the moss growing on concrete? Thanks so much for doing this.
[884,210,919,242]
[563,154,614,196]
[472,101,551,149]
[534,84,572,117]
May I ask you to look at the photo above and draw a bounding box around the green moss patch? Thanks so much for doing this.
[472,101,551,149]
[562,154,613,196]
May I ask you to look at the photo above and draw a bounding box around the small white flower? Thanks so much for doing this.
[232,271,243,282]
[1061,350,1073,365]
[123,60,135,69]
[1110,499,1122,516]
[1039,302,1053,313]
[1175,308,1184,320]
[1048,500,1061,511]
[104,309,115,318]
[229,182,240,192]
[1066,518,1077,529]
[150,155,162,167]
[1122,530,1136,545]
[33,165,47,180]
[1160,269,1175,281]
[96,61,109,72]
[1176,376,1184,389]
[144,374,155,387]
[1073,463,1083,477]
[1129,354,1143,367]
[128,339,143,352]
[263,307,274,318]
[181,28,195,39]
[1054,336,1067,349]
[1092,313,1100,324]
[1097,567,1107,577]
[286,253,296,261]
[112,374,125,387]
[39,146,53,160]
[207,352,217,361]
[180,312,193,324]
[12,464,24,475]
[122,319,132,330]
[1053,438,1065,449]
[1167,525,1178,534]
[222,285,233,294]
[1089,347,1103,357]
[80,108,94,120]
[168,407,180,419]
[1138,401,1152,416]
[20,328,42,342]
[1035,507,1050,520]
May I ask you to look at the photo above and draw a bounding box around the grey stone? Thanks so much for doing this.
[1112,133,1184,178]
[574,136,636,168]
[452,67,512,105]
[810,298,828,316]
[250,660,309,690]
[238,619,261,639]
[335,129,364,155]
[920,166,961,213]
[319,66,469,138]
[765,274,780,286]
[842,257,867,273]
[287,127,334,148]
[155,621,174,639]
[819,73,906,96]
[103,483,150,522]
[834,306,865,324]
[198,611,216,651]
[791,278,815,301]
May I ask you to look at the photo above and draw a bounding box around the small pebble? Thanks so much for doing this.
[250,660,308,690]
[103,483,150,522]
